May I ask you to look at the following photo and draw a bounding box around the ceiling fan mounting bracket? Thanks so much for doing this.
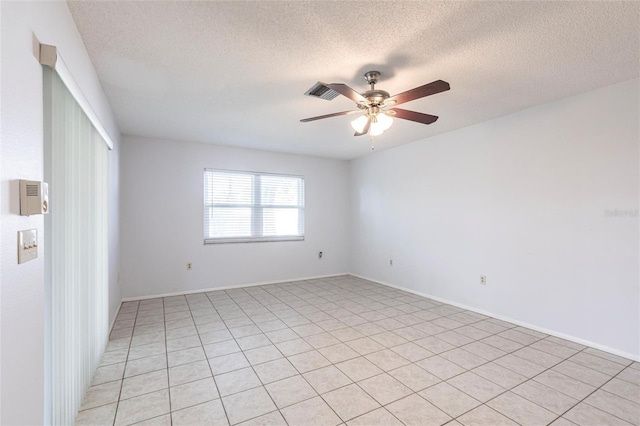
[364,71,381,86]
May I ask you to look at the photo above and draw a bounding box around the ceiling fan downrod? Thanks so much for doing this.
[364,70,380,91]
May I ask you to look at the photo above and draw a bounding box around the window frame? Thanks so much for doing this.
[204,168,305,244]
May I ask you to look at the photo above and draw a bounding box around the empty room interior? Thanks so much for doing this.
[1,1,639,425]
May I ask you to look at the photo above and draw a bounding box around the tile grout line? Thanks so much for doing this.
[284,280,627,423]
[87,277,637,426]
[163,297,172,425]
[250,282,398,424]
[302,283,490,424]
[203,281,627,425]
[216,283,359,425]
[205,288,297,425]
[481,339,634,423]
[102,302,564,422]
[430,321,596,424]
[307,315,556,424]
[404,312,634,425]
[553,360,635,425]
[218,282,478,424]
[186,295,233,426]
[115,302,140,426]
[217,295,287,425]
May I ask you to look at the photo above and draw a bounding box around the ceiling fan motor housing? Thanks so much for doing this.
[361,90,390,106]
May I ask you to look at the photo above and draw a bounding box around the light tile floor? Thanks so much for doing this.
[76,276,640,426]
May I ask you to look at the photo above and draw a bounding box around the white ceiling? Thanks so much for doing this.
[68,1,639,159]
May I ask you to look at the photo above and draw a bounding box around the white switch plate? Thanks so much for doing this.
[18,229,38,264]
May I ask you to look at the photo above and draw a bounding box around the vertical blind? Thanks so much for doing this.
[204,169,305,243]
[43,67,109,426]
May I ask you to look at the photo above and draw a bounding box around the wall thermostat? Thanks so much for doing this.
[19,180,49,215]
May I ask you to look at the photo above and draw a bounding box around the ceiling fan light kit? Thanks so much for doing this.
[301,71,450,141]
[363,111,393,137]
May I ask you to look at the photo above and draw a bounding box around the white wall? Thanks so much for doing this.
[350,78,639,359]
[120,136,350,298]
[0,2,120,424]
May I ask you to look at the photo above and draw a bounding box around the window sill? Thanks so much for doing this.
[204,236,304,244]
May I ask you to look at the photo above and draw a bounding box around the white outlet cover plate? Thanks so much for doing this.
[18,229,38,264]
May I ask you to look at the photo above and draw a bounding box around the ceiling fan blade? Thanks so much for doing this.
[389,80,450,106]
[300,110,360,122]
[326,83,367,104]
[389,108,439,125]
[354,118,371,136]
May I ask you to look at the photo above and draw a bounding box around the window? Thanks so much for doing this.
[204,169,305,243]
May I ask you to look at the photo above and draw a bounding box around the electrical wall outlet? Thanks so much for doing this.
[319,251,323,259]
[187,263,192,270]
[480,275,487,285]
[390,259,393,266]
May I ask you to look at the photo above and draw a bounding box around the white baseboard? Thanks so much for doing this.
[350,273,640,362]
[120,273,350,302]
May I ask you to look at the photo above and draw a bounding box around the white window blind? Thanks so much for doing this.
[204,169,305,243]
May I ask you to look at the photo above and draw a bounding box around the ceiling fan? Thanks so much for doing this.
[300,71,450,137]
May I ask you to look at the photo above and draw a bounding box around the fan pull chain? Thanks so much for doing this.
[370,135,375,150]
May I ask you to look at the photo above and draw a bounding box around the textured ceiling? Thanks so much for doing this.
[68,1,639,159]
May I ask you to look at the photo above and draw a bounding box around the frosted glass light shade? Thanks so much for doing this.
[351,115,369,133]
[370,121,384,136]
[377,112,393,130]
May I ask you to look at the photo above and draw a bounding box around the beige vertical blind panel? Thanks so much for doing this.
[43,66,109,425]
